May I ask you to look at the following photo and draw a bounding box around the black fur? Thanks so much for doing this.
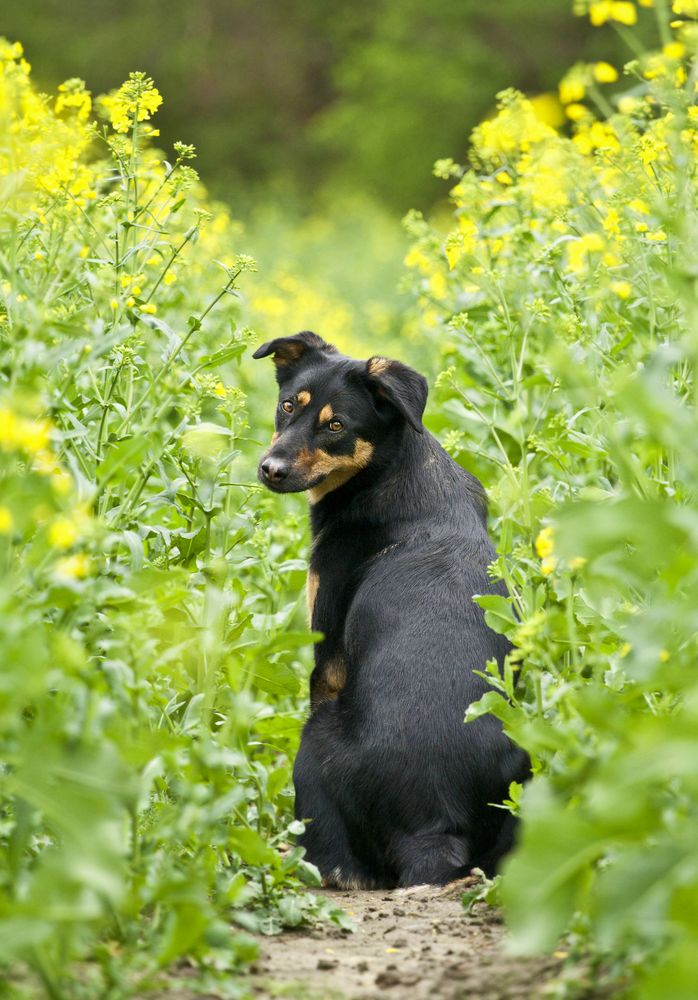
[254,332,529,888]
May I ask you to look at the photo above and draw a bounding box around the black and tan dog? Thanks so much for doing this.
[253,331,529,888]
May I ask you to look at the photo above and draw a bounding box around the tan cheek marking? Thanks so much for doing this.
[307,439,374,504]
[318,403,333,423]
[306,568,319,624]
[270,432,279,444]
[368,357,391,376]
[297,390,311,407]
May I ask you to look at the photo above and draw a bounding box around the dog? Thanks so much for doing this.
[253,331,529,888]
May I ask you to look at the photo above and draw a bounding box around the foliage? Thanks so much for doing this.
[404,2,698,995]
[0,0,625,211]
[0,47,349,999]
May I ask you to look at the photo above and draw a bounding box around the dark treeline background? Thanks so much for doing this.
[4,0,626,214]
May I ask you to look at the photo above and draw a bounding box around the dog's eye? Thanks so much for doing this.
[328,419,344,432]
[280,400,294,414]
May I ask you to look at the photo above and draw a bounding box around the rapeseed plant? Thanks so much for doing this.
[407,2,698,994]
[0,41,345,998]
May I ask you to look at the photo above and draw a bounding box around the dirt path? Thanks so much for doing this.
[248,882,563,1000]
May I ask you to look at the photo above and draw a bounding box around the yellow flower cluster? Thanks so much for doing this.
[0,41,94,206]
[0,407,51,454]
[405,2,698,326]
[535,527,556,576]
[100,71,162,134]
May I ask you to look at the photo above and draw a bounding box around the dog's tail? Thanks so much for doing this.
[390,830,471,887]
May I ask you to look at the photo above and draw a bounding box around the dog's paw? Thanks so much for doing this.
[323,865,378,890]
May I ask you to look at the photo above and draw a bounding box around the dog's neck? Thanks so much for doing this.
[309,424,484,545]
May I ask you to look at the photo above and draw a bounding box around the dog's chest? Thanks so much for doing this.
[306,531,372,709]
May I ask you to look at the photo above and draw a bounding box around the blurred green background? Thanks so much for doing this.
[5,0,634,363]
[8,0,619,215]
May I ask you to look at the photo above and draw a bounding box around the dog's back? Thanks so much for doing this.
[253,332,529,888]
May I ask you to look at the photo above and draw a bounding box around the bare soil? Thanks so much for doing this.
[247,881,565,1000]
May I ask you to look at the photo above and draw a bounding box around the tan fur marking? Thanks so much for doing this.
[306,568,319,624]
[299,439,374,504]
[273,342,304,366]
[270,432,279,444]
[311,655,347,709]
[318,403,334,423]
[297,390,311,407]
[368,356,391,376]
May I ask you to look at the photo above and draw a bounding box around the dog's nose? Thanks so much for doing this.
[260,457,289,483]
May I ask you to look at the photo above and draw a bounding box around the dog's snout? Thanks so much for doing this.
[260,457,289,483]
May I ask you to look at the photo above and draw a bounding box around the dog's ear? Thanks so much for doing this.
[365,356,428,434]
[252,330,336,372]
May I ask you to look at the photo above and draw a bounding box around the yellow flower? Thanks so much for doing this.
[611,280,632,298]
[54,78,92,122]
[559,73,586,105]
[672,0,698,14]
[659,648,670,662]
[618,95,641,114]
[663,41,686,59]
[100,72,162,134]
[603,208,621,236]
[214,383,227,398]
[541,557,556,576]
[646,229,667,241]
[0,507,14,534]
[444,219,477,270]
[570,556,587,571]
[594,62,619,83]
[49,517,79,549]
[590,0,638,23]
[565,102,589,121]
[51,472,72,496]
[0,413,53,455]
[529,93,565,128]
[611,1,638,22]
[567,233,605,274]
[141,303,157,315]
[55,554,92,580]
[472,91,556,163]
[164,271,177,285]
[535,526,555,559]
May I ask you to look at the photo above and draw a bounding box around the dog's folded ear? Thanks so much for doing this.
[365,356,428,433]
[252,330,337,370]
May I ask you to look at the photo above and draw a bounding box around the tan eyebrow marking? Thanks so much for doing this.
[297,390,311,406]
[319,403,333,423]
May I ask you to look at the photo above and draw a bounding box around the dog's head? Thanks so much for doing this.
[252,331,428,502]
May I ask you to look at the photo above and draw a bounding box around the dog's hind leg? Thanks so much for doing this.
[470,811,519,877]
[293,731,384,889]
[390,830,471,887]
